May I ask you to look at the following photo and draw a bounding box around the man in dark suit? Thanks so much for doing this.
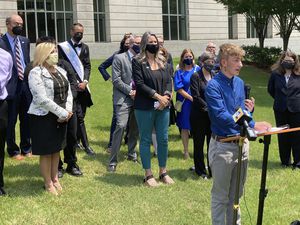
[58,23,95,156]
[0,14,31,160]
[0,47,13,195]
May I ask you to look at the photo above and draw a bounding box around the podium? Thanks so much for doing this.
[221,127,300,225]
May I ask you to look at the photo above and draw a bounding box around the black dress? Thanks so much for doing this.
[30,71,69,155]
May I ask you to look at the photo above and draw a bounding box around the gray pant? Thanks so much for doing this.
[109,104,138,166]
[209,138,249,225]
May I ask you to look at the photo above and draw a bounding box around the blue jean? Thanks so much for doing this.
[135,108,169,169]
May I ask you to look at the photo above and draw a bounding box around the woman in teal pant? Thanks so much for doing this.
[133,32,174,187]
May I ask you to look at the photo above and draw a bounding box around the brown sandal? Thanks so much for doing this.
[143,175,160,187]
[159,173,175,185]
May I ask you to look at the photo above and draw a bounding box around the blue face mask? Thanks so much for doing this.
[132,44,140,54]
[183,58,193,65]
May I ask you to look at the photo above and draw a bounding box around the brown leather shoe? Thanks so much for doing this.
[12,154,24,161]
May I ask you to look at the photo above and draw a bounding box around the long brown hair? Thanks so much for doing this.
[179,48,195,70]
[271,50,300,75]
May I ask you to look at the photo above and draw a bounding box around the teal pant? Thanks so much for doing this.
[135,108,169,169]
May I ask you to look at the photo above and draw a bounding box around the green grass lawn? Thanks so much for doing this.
[1,60,299,225]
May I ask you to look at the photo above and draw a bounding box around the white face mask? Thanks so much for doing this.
[46,52,58,66]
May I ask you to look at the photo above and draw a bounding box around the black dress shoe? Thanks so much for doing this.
[76,143,85,150]
[84,146,95,156]
[127,155,138,163]
[0,187,7,196]
[107,165,116,172]
[58,168,64,178]
[66,164,83,176]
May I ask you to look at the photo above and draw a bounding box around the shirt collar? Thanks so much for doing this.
[127,49,134,60]
[218,71,235,84]
[71,39,82,46]
[6,32,17,45]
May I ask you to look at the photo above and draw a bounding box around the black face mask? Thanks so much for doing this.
[12,26,23,36]
[281,61,295,70]
[146,44,159,54]
[183,58,193,65]
[132,44,140,54]
[73,32,83,43]
[203,64,214,73]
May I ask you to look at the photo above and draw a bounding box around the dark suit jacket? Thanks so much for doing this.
[132,58,172,110]
[58,40,92,107]
[190,68,209,113]
[0,34,30,99]
[268,71,300,112]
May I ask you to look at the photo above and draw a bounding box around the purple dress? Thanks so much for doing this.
[174,65,200,130]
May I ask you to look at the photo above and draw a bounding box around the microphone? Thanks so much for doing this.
[244,84,251,99]
[232,107,257,141]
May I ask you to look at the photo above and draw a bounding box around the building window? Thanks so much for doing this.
[228,8,238,39]
[246,17,257,38]
[228,9,234,39]
[162,0,188,40]
[17,0,73,43]
[246,17,273,39]
[94,0,106,42]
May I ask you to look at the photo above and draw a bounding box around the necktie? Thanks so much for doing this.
[14,38,24,80]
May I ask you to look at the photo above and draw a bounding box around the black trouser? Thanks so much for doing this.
[0,100,8,187]
[190,110,212,176]
[274,110,300,166]
[6,81,31,156]
[59,112,78,169]
[76,100,91,148]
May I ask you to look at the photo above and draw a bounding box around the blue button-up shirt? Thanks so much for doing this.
[205,71,255,137]
[6,32,26,72]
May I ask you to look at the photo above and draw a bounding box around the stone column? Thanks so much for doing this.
[72,0,95,42]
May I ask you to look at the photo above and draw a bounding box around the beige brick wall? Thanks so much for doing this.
[189,0,228,40]
[108,0,163,42]
[0,0,17,35]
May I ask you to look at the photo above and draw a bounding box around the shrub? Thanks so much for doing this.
[242,45,282,69]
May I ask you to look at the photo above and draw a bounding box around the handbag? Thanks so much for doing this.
[175,99,184,112]
[174,87,190,112]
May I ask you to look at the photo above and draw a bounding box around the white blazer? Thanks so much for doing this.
[28,66,73,120]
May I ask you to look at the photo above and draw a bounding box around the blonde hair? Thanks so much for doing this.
[218,43,245,67]
[136,31,166,68]
[33,42,55,67]
[271,50,300,75]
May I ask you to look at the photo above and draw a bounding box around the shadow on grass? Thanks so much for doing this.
[5,179,44,197]
[249,159,285,170]
[5,162,40,178]
[95,173,142,187]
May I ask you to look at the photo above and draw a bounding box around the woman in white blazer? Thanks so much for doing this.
[28,42,73,195]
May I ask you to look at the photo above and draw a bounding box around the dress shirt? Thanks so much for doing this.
[6,32,25,71]
[71,39,82,55]
[205,71,255,137]
[0,48,13,99]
